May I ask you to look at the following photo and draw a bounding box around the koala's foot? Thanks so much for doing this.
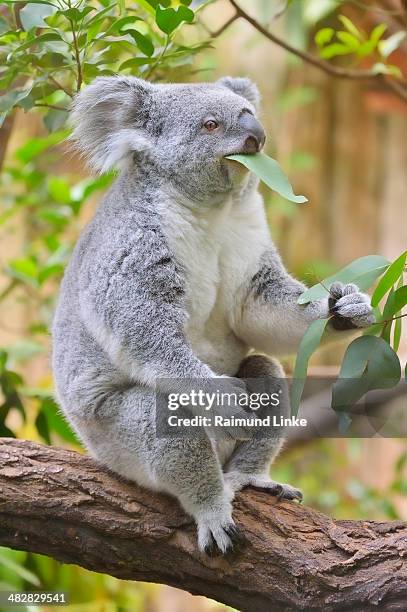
[329,282,374,330]
[197,509,245,556]
[224,471,303,502]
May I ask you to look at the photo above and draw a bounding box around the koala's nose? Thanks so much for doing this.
[239,112,266,154]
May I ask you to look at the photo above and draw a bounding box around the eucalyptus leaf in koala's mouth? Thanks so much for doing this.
[225,152,308,204]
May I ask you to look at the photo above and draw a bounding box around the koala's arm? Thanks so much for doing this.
[78,226,215,391]
[234,248,374,356]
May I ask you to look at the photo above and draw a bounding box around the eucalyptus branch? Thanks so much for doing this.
[227,0,407,104]
[381,312,407,325]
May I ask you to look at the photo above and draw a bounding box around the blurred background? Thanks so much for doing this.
[0,0,406,610]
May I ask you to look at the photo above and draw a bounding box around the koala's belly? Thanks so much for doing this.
[184,292,248,375]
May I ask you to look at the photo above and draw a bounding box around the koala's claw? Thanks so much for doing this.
[199,518,245,556]
[247,475,303,502]
[203,535,218,558]
[329,282,374,330]
[275,484,303,502]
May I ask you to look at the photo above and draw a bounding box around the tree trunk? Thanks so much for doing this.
[0,439,405,611]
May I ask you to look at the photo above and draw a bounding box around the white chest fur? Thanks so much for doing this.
[161,189,270,374]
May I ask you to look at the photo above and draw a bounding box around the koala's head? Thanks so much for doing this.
[70,76,265,200]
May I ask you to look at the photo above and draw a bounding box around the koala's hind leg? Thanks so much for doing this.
[223,355,303,502]
[152,435,244,555]
[69,385,242,555]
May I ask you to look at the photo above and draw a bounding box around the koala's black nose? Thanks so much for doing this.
[239,112,266,154]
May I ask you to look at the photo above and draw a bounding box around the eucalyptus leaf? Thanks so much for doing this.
[291,317,330,415]
[332,336,401,410]
[371,251,406,307]
[298,255,390,305]
[126,29,154,56]
[155,5,194,35]
[0,86,32,112]
[226,153,308,203]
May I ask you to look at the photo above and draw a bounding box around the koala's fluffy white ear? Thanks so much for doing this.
[70,76,153,173]
[218,76,260,110]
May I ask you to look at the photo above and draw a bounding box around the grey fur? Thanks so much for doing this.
[53,76,374,555]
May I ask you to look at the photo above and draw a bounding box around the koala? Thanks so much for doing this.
[52,76,374,555]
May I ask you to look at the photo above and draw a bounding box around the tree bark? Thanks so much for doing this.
[0,439,406,611]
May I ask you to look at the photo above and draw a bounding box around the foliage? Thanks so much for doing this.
[315,14,405,77]
[292,251,406,415]
[0,0,210,128]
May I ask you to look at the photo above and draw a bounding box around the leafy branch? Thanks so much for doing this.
[221,0,407,103]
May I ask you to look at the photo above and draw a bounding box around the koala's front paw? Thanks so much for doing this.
[329,282,375,330]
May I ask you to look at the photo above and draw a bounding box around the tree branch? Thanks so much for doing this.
[0,439,406,610]
[228,0,407,103]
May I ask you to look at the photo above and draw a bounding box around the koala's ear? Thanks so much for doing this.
[217,76,260,110]
[70,76,153,173]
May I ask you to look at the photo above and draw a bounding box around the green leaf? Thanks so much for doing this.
[0,552,41,587]
[298,255,390,305]
[320,43,352,59]
[369,23,387,45]
[338,15,363,40]
[104,15,142,35]
[7,257,38,286]
[387,286,407,316]
[15,130,69,163]
[119,56,155,71]
[393,315,402,352]
[225,153,308,203]
[20,2,57,30]
[14,32,62,52]
[0,86,33,112]
[378,31,406,58]
[332,336,401,410]
[134,0,156,15]
[155,5,194,35]
[371,251,406,306]
[291,318,330,415]
[126,29,154,56]
[336,31,360,51]
[47,176,71,203]
[315,27,334,47]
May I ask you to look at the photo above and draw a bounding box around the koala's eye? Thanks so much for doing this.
[204,119,219,132]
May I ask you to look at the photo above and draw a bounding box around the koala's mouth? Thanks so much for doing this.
[223,147,260,159]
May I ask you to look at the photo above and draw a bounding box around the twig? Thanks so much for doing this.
[381,312,407,325]
[67,0,83,92]
[209,12,239,38]
[48,74,74,99]
[228,0,407,103]
[34,103,68,111]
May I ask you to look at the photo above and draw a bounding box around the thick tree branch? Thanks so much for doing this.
[227,0,407,103]
[0,439,406,610]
